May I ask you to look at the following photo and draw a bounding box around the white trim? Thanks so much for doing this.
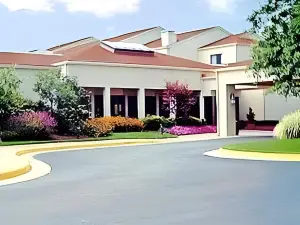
[0,64,53,70]
[52,60,216,72]
[202,76,216,80]
[216,65,248,72]
[0,51,63,56]
[122,27,164,42]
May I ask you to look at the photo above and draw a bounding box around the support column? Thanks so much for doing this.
[156,94,160,116]
[125,95,129,117]
[218,84,236,137]
[200,91,205,119]
[138,88,145,118]
[91,92,95,118]
[103,87,111,116]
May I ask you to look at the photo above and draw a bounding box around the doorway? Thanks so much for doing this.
[111,96,125,117]
[94,95,103,117]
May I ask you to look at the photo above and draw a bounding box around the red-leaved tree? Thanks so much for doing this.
[162,81,196,119]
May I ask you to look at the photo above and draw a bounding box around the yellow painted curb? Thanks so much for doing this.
[215,148,300,161]
[1,140,157,182]
[0,164,31,181]
[16,140,156,156]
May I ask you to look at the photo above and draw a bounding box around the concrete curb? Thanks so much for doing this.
[0,140,157,182]
[204,148,300,162]
[0,163,31,181]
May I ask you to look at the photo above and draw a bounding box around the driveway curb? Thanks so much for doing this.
[204,148,300,162]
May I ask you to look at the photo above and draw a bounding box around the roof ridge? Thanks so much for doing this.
[177,26,216,35]
[103,26,160,41]
[47,37,94,51]
[200,34,238,48]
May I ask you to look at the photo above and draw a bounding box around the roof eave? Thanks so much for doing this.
[56,60,216,72]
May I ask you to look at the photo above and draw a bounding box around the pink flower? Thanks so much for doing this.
[166,125,217,136]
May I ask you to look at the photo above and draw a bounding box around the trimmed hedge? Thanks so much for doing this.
[274,110,300,139]
[100,116,144,132]
[176,116,204,126]
[142,115,174,131]
[84,118,113,137]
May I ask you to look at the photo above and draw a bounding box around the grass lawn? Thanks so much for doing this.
[223,138,300,154]
[0,132,177,147]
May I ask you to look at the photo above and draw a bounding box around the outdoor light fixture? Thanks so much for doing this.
[230,93,235,104]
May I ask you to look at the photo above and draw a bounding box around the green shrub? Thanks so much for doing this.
[176,116,203,126]
[142,115,174,131]
[1,131,19,141]
[274,110,300,139]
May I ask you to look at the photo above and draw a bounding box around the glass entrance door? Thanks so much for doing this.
[111,96,125,117]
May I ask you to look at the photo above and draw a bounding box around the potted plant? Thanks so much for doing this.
[246,107,256,130]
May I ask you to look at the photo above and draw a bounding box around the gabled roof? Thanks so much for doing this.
[47,37,95,51]
[200,32,255,48]
[145,27,216,48]
[58,42,218,70]
[0,52,62,66]
[103,26,160,42]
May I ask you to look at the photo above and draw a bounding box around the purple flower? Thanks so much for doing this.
[166,125,217,136]
[8,111,57,137]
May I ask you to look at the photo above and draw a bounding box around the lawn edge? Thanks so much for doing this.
[204,148,300,162]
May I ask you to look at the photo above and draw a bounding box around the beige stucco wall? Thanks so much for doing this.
[66,64,202,90]
[15,68,47,101]
[122,27,164,45]
[239,89,265,121]
[198,45,237,64]
[202,78,217,96]
[168,28,230,61]
[264,92,300,120]
[217,69,258,136]
[236,45,251,62]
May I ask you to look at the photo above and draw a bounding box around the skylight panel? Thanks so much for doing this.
[101,41,154,53]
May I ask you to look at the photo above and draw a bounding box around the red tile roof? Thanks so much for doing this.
[226,59,253,67]
[0,52,62,66]
[145,27,216,48]
[60,43,218,70]
[103,27,160,42]
[200,33,255,48]
[47,37,94,51]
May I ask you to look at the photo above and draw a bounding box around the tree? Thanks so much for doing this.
[56,76,90,135]
[162,81,196,119]
[248,0,300,97]
[0,66,24,134]
[34,69,90,135]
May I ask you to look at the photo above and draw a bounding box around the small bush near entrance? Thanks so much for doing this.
[142,115,174,131]
[274,110,300,139]
[176,116,204,126]
[101,116,144,132]
[84,118,113,137]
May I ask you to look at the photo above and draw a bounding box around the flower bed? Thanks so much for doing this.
[166,125,217,136]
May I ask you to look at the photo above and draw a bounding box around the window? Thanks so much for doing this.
[210,54,222,64]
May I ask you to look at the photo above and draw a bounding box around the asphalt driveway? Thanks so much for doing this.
[1,137,300,225]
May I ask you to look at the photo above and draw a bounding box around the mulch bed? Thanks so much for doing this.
[49,134,89,140]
